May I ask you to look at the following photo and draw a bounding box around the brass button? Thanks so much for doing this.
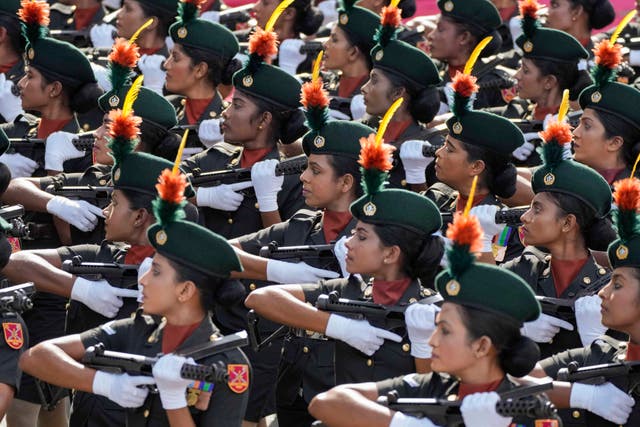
[255,203,259,209]
[401,179,407,187]
[249,283,256,291]
[83,124,90,131]
[447,394,457,401]
[303,346,309,353]
[99,179,107,185]
[65,302,70,310]
[67,18,73,24]
[228,218,234,224]
[230,158,239,166]
[210,111,217,118]
[366,359,373,367]
[572,410,581,419]
[144,409,150,418]
[402,343,410,352]
[181,99,187,106]
[209,334,218,341]
[598,268,606,275]
[409,298,417,303]
[583,277,591,285]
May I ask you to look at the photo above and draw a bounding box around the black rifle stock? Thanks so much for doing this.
[45,184,112,201]
[258,242,339,273]
[0,282,35,313]
[61,256,138,282]
[441,206,529,227]
[0,204,29,239]
[557,360,640,390]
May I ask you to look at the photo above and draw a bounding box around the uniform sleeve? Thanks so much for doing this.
[0,313,27,390]
[235,220,290,255]
[57,242,123,264]
[301,279,344,305]
[79,317,135,353]
[376,373,434,398]
[538,338,619,379]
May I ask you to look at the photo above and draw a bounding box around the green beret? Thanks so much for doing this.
[148,220,242,278]
[446,110,524,156]
[437,0,501,33]
[350,188,442,235]
[436,263,540,323]
[27,38,96,89]
[608,235,640,269]
[337,5,380,54]
[579,82,640,132]
[136,0,180,14]
[233,63,302,110]
[302,121,373,159]
[113,152,195,198]
[531,159,612,218]
[98,85,178,131]
[516,28,588,63]
[169,18,239,61]
[0,1,19,15]
[371,40,441,89]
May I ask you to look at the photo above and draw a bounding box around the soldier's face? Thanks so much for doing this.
[433,136,478,193]
[164,44,201,95]
[361,69,399,117]
[252,0,279,30]
[514,58,551,103]
[323,27,356,72]
[343,221,395,275]
[519,192,568,247]
[93,114,114,166]
[116,0,149,39]
[17,66,51,112]
[546,0,578,33]
[139,253,188,316]
[220,91,263,144]
[426,16,463,62]
[599,267,640,332]
[103,190,144,242]
[300,154,354,209]
[572,108,616,171]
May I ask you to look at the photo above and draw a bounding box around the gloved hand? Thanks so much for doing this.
[575,295,607,346]
[266,259,340,283]
[196,182,253,211]
[152,354,194,410]
[90,23,116,48]
[138,54,167,95]
[71,277,139,318]
[46,196,104,232]
[469,205,505,252]
[200,10,220,23]
[91,62,112,92]
[349,94,366,121]
[461,392,513,427]
[333,235,349,278]
[520,313,574,343]
[164,35,174,52]
[137,256,153,303]
[251,159,283,212]
[325,314,402,355]
[405,303,438,358]
[279,39,307,76]
[389,411,438,427]
[0,74,24,123]
[512,139,535,162]
[570,382,635,424]
[543,113,560,130]
[0,153,38,178]
[92,371,155,408]
[198,119,223,147]
[400,140,434,184]
[318,0,338,25]
[45,131,86,171]
[102,0,122,9]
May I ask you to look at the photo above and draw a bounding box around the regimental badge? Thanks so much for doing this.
[155,230,168,245]
[445,279,460,296]
[543,172,555,186]
[108,95,120,108]
[590,91,602,103]
[227,364,249,394]
[443,0,454,11]
[113,167,121,182]
[27,48,34,61]
[177,27,188,38]
[533,419,559,427]
[339,13,348,25]
[616,244,629,260]
[242,75,253,87]
[375,50,384,61]
[313,135,325,148]
[363,201,377,216]
[523,40,533,53]
[2,322,23,350]
[452,121,463,134]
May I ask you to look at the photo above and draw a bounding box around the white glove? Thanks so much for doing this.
[198,119,223,148]
[92,371,155,408]
[45,131,86,171]
[349,94,366,121]
[102,0,122,9]
[46,196,104,232]
[91,62,112,92]
[70,277,139,318]
[164,35,174,52]
[200,10,220,23]
[333,236,349,278]
[318,0,338,26]
[630,49,640,67]
[0,74,24,123]
[196,182,253,211]
[575,295,607,346]
[520,313,574,343]
[512,140,535,161]
[570,382,635,424]
[266,259,340,283]
[278,39,307,76]
[0,153,38,178]
[405,303,438,358]
[251,159,283,212]
[543,113,560,130]
[137,256,153,303]
[138,54,167,95]
[400,140,434,184]
[389,411,438,427]
[152,354,194,410]
[90,23,116,48]
[325,314,402,355]
[469,205,505,252]
[461,392,512,427]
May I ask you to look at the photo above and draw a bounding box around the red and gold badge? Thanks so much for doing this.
[2,322,24,350]
[227,364,249,394]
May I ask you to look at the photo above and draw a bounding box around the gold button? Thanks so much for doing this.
[409,298,417,303]
[303,346,309,353]
[249,283,256,291]
[447,394,457,401]
[181,99,187,106]
[144,409,150,418]
[65,302,70,310]
[99,179,107,185]
[209,334,218,341]
[230,158,239,166]
[366,359,373,367]
[210,111,217,118]
[255,203,259,209]
[572,410,581,419]
[228,218,234,224]
[583,277,591,285]
[598,268,606,275]
[401,179,407,187]
[402,343,410,352]
[67,18,73,24]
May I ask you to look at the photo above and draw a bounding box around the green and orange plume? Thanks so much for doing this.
[358,98,401,196]
[301,52,330,133]
[374,0,401,47]
[106,19,152,96]
[108,75,144,166]
[612,153,640,243]
[176,0,205,26]
[152,131,190,227]
[245,0,293,73]
[519,0,540,42]
[538,89,572,169]
[18,0,50,49]
[446,176,483,278]
[448,36,491,117]
[591,10,636,89]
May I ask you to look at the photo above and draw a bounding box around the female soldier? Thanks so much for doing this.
[545,0,614,51]
[180,5,307,238]
[245,99,444,424]
[18,161,251,426]
[307,197,543,427]
[0,0,26,126]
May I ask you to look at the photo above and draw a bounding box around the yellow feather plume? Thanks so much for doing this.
[122,75,144,116]
[463,36,492,75]
[557,89,570,122]
[130,18,154,45]
[312,51,323,82]
[463,176,479,216]
[610,10,637,44]
[172,129,190,174]
[390,0,401,7]
[265,0,295,32]
[376,98,403,147]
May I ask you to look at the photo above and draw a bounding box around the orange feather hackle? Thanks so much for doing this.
[18,0,50,27]
[358,134,395,172]
[248,27,278,60]
[539,121,572,146]
[108,38,140,69]
[156,169,188,205]
[613,178,640,212]
[380,5,402,28]
[301,79,329,109]
[182,0,206,5]
[446,213,483,253]
[107,109,142,141]
[452,72,479,98]
[519,0,539,19]
[593,39,622,70]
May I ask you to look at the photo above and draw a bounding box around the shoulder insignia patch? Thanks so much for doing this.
[227,364,249,394]
[3,322,23,350]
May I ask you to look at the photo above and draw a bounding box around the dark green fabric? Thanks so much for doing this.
[445,110,524,155]
[516,27,587,63]
[337,5,380,54]
[579,82,640,132]
[0,128,9,156]
[27,38,95,89]
[608,235,640,269]
[0,0,19,15]
[371,39,441,89]
[98,86,178,130]
[302,121,373,158]
[436,263,540,323]
[148,220,242,278]
[437,0,501,33]
[350,188,442,235]
[233,63,302,110]
[169,18,239,60]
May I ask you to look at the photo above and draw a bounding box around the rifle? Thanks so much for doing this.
[441,206,529,227]
[0,282,36,313]
[44,183,113,205]
[512,110,582,135]
[218,3,254,30]
[187,154,307,187]
[258,242,339,273]
[61,255,138,282]
[82,330,249,384]
[557,360,640,391]
[49,29,92,48]
[247,309,290,352]
[0,204,29,239]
